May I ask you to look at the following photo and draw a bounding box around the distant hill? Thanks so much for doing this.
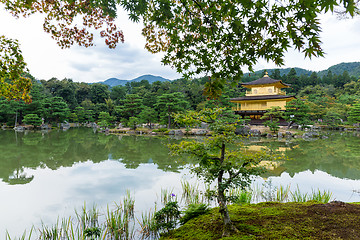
[252,67,313,77]
[318,62,360,77]
[99,74,171,87]
[247,62,360,78]
[98,62,360,87]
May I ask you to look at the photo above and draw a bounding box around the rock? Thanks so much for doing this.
[41,124,51,130]
[14,126,25,131]
[303,131,320,138]
[194,129,209,135]
[266,133,274,138]
[249,129,261,136]
[278,132,284,138]
[168,130,184,135]
[200,122,209,129]
[235,126,250,135]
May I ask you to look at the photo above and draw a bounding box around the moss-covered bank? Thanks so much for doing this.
[162,201,360,240]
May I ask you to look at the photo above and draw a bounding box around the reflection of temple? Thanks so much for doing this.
[230,73,295,122]
[244,144,289,177]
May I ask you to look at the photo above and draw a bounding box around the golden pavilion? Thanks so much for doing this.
[230,73,295,120]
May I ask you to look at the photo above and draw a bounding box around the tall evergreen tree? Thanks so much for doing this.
[156,92,189,128]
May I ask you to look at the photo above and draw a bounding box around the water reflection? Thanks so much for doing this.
[0,128,360,238]
[1,129,360,185]
[246,133,360,180]
[0,129,190,185]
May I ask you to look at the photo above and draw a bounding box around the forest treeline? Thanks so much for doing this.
[1,68,360,128]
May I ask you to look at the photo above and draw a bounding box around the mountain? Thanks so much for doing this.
[247,62,360,78]
[252,67,313,77]
[100,74,171,87]
[317,62,360,77]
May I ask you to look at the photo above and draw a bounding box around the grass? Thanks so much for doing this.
[161,202,360,240]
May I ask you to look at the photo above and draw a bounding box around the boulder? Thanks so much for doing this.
[200,122,209,129]
[249,129,261,136]
[235,126,250,135]
[303,131,320,138]
[266,133,274,138]
[168,130,184,135]
[194,129,209,135]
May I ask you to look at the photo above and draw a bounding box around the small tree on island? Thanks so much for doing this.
[170,108,282,236]
[284,99,312,128]
[23,114,42,127]
[261,106,284,133]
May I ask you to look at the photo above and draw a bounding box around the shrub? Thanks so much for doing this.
[180,203,209,225]
[154,201,180,233]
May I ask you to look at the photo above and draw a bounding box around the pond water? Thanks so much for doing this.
[0,128,360,238]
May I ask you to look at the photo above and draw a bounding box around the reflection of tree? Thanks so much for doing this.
[266,133,360,180]
[0,129,191,185]
[6,168,34,185]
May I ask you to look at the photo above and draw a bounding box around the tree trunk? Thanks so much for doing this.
[217,143,238,237]
[168,106,171,129]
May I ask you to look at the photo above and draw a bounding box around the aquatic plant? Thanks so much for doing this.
[153,201,180,234]
[138,210,159,240]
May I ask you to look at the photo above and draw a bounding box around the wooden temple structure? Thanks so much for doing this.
[230,73,295,121]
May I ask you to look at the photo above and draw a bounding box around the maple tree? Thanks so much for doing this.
[133,0,358,82]
[0,36,32,102]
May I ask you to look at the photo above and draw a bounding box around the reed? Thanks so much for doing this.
[105,191,135,240]
[138,210,159,240]
[290,186,308,202]
[6,227,33,240]
[181,180,205,205]
[160,188,176,205]
[310,189,333,203]
[228,188,252,204]
[275,185,291,203]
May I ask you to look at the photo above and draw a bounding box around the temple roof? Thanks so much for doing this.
[241,73,290,87]
[230,94,295,101]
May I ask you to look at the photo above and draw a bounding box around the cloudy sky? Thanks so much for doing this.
[1,6,359,83]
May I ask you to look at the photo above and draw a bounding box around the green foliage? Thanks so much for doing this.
[116,94,143,119]
[156,92,189,128]
[135,0,357,84]
[0,36,32,103]
[69,112,78,123]
[90,84,110,104]
[348,102,360,124]
[84,227,101,239]
[128,116,139,130]
[23,114,42,127]
[261,106,283,133]
[171,107,282,235]
[139,106,158,128]
[263,120,280,133]
[180,203,209,225]
[97,112,113,128]
[284,99,312,127]
[154,201,181,233]
[152,128,168,133]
